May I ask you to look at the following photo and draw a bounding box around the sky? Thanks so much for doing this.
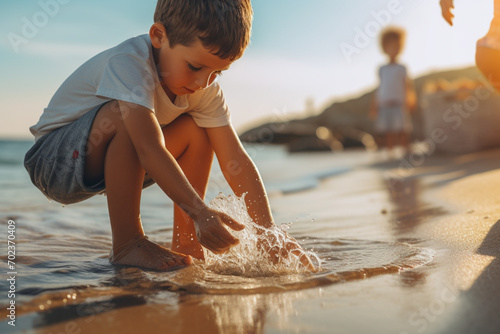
[0,0,494,138]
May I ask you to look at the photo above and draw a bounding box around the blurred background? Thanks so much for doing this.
[0,0,494,146]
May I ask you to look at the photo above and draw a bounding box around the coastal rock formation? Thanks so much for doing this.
[239,66,498,153]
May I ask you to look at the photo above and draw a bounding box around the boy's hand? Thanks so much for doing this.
[193,208,245,254]
[440,0,454,26]
[257,228,316,271]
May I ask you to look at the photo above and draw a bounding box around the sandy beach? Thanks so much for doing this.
[2,143,500,334]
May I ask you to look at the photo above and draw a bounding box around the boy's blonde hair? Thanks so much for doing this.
[154,0,253,60]
[380,26,406,50]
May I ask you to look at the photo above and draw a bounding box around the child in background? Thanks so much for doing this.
[370,27,416,156]
[24,0,313,271]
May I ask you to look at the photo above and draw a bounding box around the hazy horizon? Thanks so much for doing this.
[0,0,493,138]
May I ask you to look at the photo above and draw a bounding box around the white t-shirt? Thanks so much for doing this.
[376,63,407,107]
[30,34,230,140]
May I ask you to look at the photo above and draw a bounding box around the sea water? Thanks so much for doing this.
[204,193,322,277]
[0,140,435,320]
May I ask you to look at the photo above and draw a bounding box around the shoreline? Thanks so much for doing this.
[418,168,500,334]
[2,147,500,333]
[380,148,500,333]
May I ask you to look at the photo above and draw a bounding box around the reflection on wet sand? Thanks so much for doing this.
[0,234,434,333]
[18,285,310,334]
[369,148,500,333]
[392,155,500,334]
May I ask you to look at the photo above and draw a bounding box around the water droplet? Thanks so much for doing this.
[203,193,320,276]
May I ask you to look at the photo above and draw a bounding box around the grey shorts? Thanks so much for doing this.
[24,104,155,205]
[375,105,412,133]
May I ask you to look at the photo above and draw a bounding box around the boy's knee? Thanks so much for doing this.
[87,101,129,152]
[91,101,125,134]
[177,115,211,145]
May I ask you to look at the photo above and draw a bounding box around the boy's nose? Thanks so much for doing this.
[194,74,211,91]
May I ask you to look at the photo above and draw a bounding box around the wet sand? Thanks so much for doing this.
[4,148,500,333]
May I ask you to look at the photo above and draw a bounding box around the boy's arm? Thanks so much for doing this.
[207,125,315,270]
[206,125,274,229]
[207,124,316,270]
[117,101,244,253]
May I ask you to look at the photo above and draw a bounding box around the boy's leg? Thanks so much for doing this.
[84,101,192,270]
[161,115,214,260]
[374,134,383,150]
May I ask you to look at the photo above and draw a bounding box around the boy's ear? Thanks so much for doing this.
[149,23,169,49]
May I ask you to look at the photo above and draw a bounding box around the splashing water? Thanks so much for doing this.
[203,193,321,277]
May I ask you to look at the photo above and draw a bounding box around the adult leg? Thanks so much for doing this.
[84,101,192,270]
[161,115,214,260]
[476,46,500,92]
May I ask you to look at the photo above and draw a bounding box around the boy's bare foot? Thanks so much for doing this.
[109,235,193,270]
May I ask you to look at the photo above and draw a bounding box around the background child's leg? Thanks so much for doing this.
[161,115,214,259]
[385,133,395,152]
[398,132,410,153]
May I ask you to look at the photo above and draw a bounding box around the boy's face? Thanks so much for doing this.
[150,23,233,98]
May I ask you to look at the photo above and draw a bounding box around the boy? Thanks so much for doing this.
[25,0,311,271]
[370,27,415,156]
